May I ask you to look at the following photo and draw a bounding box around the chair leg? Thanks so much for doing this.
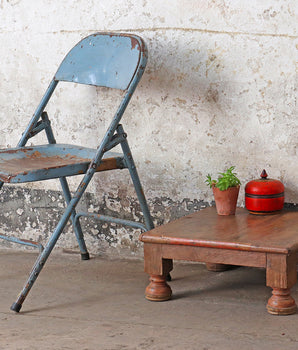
[118,125,154,231]
[40,112,89,260]
[60,177,90,260]
[10,197,80,312]
[11,162,97,312]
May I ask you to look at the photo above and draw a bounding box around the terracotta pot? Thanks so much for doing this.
[212,186,240,215]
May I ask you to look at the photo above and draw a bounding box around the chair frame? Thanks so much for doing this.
[0,32,154,312]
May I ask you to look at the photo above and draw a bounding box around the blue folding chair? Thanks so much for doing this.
[0,32,154,312]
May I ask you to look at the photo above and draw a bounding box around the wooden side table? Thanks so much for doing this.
[140,207,298,315]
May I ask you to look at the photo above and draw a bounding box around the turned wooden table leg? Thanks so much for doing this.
[266,253,297,315]
[145,274,172,301]
[143,243,173,302]
[267,288,297,315]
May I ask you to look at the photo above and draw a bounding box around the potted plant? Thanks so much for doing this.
[206,166,241,215]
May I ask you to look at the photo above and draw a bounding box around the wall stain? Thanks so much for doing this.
[1,27,296,39]
[0,186,210,257]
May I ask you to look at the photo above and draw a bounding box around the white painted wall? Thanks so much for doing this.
[0,1,297,255]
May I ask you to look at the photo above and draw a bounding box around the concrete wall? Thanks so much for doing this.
[0,1,297,257]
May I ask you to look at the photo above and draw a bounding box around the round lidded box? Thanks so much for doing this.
[245,170,284,215]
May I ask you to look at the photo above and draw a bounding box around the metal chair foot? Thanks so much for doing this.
[81,252,90,260]
[10,302,22,313]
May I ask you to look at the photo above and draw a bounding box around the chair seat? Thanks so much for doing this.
[0,144,125,183]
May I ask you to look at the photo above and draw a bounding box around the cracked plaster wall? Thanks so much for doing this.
[0,1,297,257]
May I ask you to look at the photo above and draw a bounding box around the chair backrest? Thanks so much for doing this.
[18,32,147,148]
[54,32,147,90]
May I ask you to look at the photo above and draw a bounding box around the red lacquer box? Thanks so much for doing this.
[245,170,284,215]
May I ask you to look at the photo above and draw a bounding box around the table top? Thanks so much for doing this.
[140,207,298,254]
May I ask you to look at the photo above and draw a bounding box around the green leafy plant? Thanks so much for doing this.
[205,166,241,191]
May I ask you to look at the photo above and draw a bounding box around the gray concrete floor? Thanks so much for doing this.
[0,249,298,350]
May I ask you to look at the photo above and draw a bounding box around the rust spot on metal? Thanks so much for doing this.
[0,154,87,174]
[0,153,123,182]
[0,174,12,182]
[130,37,140,51]
[0,148,33,155]
[21,238,38,245]
[95,158,118,172]
[30,151,42,159]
